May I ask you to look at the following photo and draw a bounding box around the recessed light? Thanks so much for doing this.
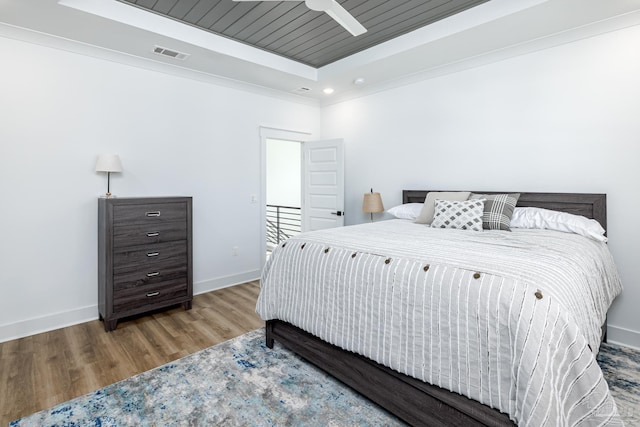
[323,88,335,95]
[353,77,365,85]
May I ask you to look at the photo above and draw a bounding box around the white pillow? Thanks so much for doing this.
[387,203,423,220]
[415,191,471,224]
[510,207,607,242]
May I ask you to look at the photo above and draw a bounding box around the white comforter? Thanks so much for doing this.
[256,220,623,426]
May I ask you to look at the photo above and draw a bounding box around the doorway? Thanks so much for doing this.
[259,127,310,267]
[259,127,345,267]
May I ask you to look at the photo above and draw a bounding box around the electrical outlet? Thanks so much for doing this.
[250,194,257,204]
[232,246,239,256]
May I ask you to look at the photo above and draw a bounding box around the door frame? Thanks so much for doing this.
[260,126,312,267]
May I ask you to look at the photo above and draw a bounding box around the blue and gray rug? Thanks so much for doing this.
[10,329,640,426]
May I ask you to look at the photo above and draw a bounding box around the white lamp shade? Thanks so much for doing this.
[95,154,123,172]
[362,192,384,213]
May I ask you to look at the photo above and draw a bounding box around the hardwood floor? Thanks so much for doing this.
[0,281,263,425]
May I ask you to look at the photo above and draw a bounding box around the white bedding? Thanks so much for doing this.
[256,219,623,426]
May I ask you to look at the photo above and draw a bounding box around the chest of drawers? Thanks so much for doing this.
[98,197,193,331]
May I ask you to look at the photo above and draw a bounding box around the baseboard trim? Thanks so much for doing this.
[0,270,261,344]
[193,270,260,295]
[607,325,640,351]
[0,305,97,344]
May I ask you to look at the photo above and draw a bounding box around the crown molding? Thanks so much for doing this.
[321,8,640,107]
[0,22,321,108]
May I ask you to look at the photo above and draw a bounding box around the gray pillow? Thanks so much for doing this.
[470,193,520,231]
[415,191,471,224]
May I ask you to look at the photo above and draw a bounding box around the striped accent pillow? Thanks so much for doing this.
[470,193,520,231]
[430,199,485,231]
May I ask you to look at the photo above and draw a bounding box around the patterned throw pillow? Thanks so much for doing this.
[470,193,520,231]
[430,199,485,231]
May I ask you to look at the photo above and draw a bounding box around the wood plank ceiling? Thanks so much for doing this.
[119,0,490,68]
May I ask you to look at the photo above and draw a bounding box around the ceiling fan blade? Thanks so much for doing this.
[233,0,364,37]
[325,0,366,36]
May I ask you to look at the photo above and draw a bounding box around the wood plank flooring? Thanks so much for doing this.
[0,281,263,425]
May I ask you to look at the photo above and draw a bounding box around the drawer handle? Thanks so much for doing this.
[146,252,159,257]
[146,272,160,277]
[146,232,160,237]
[146,211,161,217]
[146,291,160,297]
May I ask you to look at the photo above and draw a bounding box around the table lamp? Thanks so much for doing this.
[362,188,384,222]
[95,154,122,197]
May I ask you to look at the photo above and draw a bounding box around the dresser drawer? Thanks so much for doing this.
[113,281,188,313]
[113,241,186,270]
[113,262,188,291]
[113,222,187,248]
[113,202,187,226]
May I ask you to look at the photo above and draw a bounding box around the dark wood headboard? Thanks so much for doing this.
[403,190,607,231]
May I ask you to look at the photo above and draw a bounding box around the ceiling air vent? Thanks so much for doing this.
[152,46,190,60]
[293,87,312,94]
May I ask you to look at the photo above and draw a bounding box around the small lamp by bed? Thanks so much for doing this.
[362,189,384,222]
[95,154,123,198]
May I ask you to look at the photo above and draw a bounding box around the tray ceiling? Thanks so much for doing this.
[118,0,490,67]
[4,0,639,102]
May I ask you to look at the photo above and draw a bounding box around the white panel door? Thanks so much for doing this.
[302,139,344,231]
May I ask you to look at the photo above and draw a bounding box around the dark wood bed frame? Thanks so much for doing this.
[265,191,608,427]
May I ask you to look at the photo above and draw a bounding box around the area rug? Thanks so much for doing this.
[10,329,402,427]
[10,330,640,426]
[597,342,640,426]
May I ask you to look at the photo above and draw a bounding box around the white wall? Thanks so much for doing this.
[0,35,320,341]
[266,139,301,207]
[321,25,640,348]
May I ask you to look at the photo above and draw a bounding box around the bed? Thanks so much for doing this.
[257,191,622,426]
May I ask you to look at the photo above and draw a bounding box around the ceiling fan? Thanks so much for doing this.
[232,0,367,36]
